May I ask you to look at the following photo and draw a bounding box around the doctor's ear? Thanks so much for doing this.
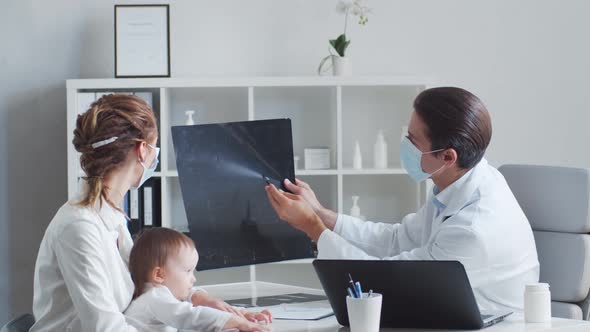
[151,266,166,284]
[442,148,458,166]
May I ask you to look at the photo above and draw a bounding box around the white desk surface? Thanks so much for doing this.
[202,281,590,332]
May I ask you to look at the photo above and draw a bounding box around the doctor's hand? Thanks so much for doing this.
[265,184,327,242]
[283,178,338,230]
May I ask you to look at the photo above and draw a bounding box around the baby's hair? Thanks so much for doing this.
[129,227,195,299]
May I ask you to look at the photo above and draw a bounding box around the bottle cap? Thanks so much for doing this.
[525,283,550,292]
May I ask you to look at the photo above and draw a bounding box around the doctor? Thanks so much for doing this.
[266,87,540,312]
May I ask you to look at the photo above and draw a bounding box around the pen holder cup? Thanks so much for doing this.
[346,293,382,332]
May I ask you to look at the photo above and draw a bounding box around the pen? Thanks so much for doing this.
[347,287,356,298]
[354,281,363,298]
[368,289,373,298]
[348,274,359,298]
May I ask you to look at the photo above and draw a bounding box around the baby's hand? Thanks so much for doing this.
[223,314,271,332]
[243,309,273,324]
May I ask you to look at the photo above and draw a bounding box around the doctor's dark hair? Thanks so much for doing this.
[129,228,196,299]
[413,87,492,169]
[72,94,158,213]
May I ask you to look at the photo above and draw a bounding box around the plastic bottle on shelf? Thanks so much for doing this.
[185,110,196,125]
[374,129,388,169]
[350,196,361,218]
[353,141,363,169]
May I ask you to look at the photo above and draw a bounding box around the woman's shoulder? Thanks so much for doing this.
[46,201,102,237]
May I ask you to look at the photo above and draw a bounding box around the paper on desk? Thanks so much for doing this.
[259,301,334,320]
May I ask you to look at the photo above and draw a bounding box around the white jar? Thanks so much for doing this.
[524,283,551,323]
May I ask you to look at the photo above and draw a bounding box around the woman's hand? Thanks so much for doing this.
[283,179,338,230]
[243,309,273,324]
[265,184,327,241]
[191,291,245,317]
[223,314,272,332]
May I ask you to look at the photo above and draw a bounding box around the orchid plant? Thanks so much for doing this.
[331,0,370,57]
[318,0,371,74]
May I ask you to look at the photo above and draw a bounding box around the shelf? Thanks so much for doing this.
[67,76,432,257]
[295,169,338,176]
[164,170,179,177]
[165,169,407,177]
[340,168,407,175]
[67,76,434,90]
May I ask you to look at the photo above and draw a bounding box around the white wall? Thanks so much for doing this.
[1,0,589,324]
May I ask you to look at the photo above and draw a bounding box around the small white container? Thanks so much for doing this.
[524,283,551,323]
[346,293,382,332]
[304,148,331,170]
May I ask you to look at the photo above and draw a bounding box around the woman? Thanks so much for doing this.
[31,95,246,331]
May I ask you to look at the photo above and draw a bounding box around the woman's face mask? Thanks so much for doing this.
[132,143,159,190]
[399,136,444,182]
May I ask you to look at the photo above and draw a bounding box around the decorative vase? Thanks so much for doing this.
[332,55,352,76]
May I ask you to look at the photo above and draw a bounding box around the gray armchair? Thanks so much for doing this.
[499,164,590,320]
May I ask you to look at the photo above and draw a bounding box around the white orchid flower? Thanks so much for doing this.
[336,0,353,13]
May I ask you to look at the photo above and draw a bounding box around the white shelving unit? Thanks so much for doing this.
[66,76,432,247]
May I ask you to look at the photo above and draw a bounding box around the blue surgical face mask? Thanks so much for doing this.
[400,136,445,182]
[132,143,160,190]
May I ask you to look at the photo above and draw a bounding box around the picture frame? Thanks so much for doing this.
[114,4,170,78]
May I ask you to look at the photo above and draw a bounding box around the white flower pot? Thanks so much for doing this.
[332,56,352,76]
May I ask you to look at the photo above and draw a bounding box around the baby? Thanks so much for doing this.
[125,228,271,332]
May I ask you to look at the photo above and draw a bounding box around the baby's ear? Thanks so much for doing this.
[151,266,166,284]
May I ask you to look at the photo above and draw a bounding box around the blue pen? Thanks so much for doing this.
[347,287,356,298]
[348,274,359,298]
[354,281,363,298]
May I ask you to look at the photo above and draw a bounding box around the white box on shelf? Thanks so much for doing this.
[304,148,331,170]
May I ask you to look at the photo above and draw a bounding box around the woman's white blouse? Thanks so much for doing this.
[31,198,137,332]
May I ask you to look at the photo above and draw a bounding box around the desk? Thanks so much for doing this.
[202,281,590,332]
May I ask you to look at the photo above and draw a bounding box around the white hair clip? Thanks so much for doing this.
[91,136,118,149]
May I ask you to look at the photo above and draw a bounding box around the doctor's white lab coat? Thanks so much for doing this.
[317,159,540,311]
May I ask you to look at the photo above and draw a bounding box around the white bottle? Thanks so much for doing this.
[353,141,363,169]
[524,283,551,323]
[374,130,388,169]
[185,110,196,125]
[350,196,361,218]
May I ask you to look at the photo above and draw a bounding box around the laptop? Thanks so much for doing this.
[313,260,512,330]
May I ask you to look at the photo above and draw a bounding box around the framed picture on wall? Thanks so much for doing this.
[114,4,170,78]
